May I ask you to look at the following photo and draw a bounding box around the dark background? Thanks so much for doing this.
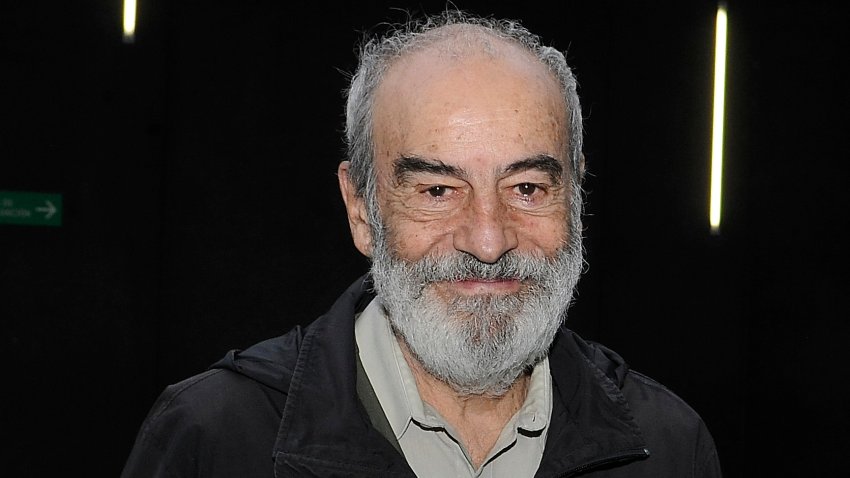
[2,0,848,476]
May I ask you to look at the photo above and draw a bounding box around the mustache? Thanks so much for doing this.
[404,251,557,283]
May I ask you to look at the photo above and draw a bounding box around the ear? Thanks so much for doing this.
[338,161,374,257]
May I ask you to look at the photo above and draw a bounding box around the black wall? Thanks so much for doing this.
[2,1,847,476]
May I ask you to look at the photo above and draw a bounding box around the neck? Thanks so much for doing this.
[398,339,530,469]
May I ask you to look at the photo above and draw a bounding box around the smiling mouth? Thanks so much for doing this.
[442,277,523,295]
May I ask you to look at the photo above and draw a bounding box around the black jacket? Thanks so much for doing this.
[122,275,721,477]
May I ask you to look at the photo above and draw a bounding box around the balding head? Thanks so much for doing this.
[343,11,585,203]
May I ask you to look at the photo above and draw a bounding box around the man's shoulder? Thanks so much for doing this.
[121,346,297,478]
[571,333,720,474]
[134,326,310,448]
[132,275,368,448]
[210,325,306,392]
[122,368,286,478]
[141,366,287,440]
[543,331,721,476]
[621,369,707,430]
[623,369,721,475]
[574,332,711,433]
[556,329,708,429]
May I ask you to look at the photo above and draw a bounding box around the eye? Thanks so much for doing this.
[516,183,539,196]
[426,185,449,197]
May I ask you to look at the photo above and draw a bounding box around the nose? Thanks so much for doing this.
[452,194,519,264]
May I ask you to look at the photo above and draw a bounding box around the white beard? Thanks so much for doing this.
[370,231,583,396]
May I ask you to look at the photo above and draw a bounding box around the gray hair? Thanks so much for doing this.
[343,10,586,241]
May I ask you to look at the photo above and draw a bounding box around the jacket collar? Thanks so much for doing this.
[272,276,413,476]
[534,331,649,477]
[273,275,648,477]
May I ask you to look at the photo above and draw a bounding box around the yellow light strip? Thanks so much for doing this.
[123,0,137,43]
[710,4,728,234]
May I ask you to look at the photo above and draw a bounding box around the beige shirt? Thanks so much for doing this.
[355,298,552,478]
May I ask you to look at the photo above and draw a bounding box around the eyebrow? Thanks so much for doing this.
[392,153,564,184]
[504,154,564,185]
[393,155,466,184]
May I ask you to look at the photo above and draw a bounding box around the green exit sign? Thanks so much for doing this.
[0,190,63,227]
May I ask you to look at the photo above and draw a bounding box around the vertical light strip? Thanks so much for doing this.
[123,0,137,43]
[710,4,728,234]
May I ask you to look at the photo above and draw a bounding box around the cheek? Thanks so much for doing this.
[385,218,455,260]
[511,209,571,253]
[378,185,458,260]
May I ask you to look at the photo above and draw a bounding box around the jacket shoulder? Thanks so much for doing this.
[623,370,702,425]
[622,370,722,477]
[121,326,306,478]
[121,368,285,478]
[210,325,305,392]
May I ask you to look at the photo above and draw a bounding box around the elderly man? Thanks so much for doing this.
[122,11,721,478]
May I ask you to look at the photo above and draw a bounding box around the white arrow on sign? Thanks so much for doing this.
[35,200,57,219]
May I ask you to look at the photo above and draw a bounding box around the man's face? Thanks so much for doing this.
[371,46,573,298]
[338,41,582,395]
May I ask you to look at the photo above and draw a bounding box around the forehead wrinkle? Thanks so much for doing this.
[445,106,530,129]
